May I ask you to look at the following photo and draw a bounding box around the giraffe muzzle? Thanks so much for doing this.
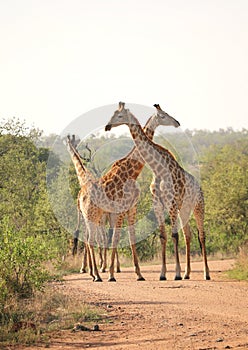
[105,124,112,131]
[175,120,180,127]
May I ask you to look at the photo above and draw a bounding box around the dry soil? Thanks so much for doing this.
[19,259,248,349]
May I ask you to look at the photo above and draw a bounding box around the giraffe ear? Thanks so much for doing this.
[153,104,162,110]
[118,101,125,111]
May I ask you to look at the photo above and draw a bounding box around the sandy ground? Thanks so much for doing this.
[19,259,248,349]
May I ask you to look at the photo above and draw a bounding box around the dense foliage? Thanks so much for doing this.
[0,119,70,316]
[201,139,248,253]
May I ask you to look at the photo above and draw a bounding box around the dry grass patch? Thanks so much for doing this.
[0,283,104,347]
[227,244,248,281]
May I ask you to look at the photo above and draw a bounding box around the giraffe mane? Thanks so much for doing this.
[153,142,176,160]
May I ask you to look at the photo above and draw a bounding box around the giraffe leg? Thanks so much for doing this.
[182,223,192,279]
[172,231,182,280]
[80,220,89,273]
[159,223,167,280]
[86,243,94,279]
[108,214,120,273]
[97,216,108,273]
[179,207,192,279]
[87,222,102,282]
[194,204,210,280]
[108,227,114,247]
[80,242,88,273]
[116,250,121,273]
[108,247,118,281]
[169,206,182,280]
[88,245,102,281]
[108,213,121,282]
[98,247,104,270]
[108,216,123,281]
[100,248,107,273]
[101,225,108,273]
[153,201,167,280]
[127,207,145,281]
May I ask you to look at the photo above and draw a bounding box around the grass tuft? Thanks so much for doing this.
[227,244,248,281]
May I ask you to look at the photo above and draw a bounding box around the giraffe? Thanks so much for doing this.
[71,105,180,282]
[97,105,180,281]
[69,147,119,273]
[69,141,122,275]
[105,102,211,281]
[70,135,107,273]
[66,135,140,281]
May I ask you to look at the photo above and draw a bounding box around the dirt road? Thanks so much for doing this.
[28,260,248,349]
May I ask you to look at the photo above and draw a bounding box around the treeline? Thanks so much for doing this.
[0,118,247,305]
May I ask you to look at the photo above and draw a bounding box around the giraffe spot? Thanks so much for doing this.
[157,165,164,173]
[128,168,135,176]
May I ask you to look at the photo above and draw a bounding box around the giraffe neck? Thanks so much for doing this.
[127,113,169,174]
[123,114,156,162]
[143,115,159,139]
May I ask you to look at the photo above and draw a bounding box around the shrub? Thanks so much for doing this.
[0,217,57,307]
[227,243,248,280]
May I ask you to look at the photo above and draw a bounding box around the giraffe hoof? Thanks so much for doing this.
[159,276,167,281]
[137,276,145,281]
[108,277,116,282]
[80,269,87,274]
[116,269,121,273]
[174,276,182,280]
[205,276,211,280]
[183,275,190,280]
[94,277,103,282]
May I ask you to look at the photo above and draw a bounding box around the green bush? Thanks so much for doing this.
[0,217,57,305]
[227,243,248,280]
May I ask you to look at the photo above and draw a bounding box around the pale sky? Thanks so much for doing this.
[1,0,248,135]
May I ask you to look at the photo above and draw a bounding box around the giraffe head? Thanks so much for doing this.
[105,102,180,131]
[66,134,80,149]
[152,104,180,128]
[105,102,132,131]
[66,135,74,152]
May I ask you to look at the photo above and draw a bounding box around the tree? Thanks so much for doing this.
[201,139,248,253]
[0,118,71,305]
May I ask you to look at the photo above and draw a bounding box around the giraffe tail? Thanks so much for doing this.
[72,230,80,256]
